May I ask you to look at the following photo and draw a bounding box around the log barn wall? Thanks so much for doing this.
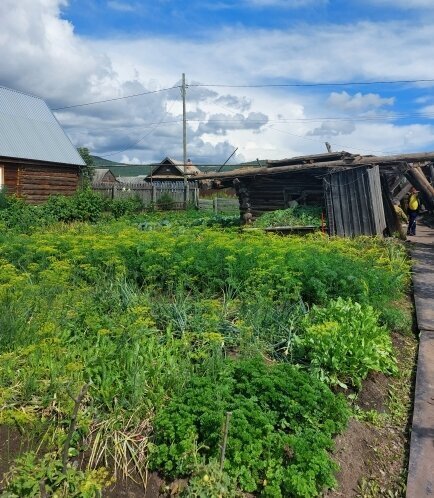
[1,159,79,203]
[232,169,327,216]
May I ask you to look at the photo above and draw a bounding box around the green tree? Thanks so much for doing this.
[77,147,95,184]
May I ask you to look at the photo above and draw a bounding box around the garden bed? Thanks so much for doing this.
[0,210,414,497]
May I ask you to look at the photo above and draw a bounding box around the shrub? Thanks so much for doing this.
[107,196,142,219]
[157,192,175,210]
[71,189,104,222]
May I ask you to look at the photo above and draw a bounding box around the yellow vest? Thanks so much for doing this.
[409,194,419,211]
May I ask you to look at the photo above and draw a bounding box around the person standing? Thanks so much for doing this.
[407,187,419,236]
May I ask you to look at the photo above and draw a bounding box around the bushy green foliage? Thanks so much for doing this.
[77,147,95,184]
[0,186,9,209]
[0,217,411,495]
[106,196,142,218]
[184,460,240,497]
[42,189,104,222]
[300,298,398,388]
[254,206,322,228]
[150,358,349,497]
[157,192,175,210]
[2,452,108,497]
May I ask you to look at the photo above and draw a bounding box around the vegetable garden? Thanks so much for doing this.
[0,191,413,497]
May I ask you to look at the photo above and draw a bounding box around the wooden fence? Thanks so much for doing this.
[198,197,239,214]
[93,181,199,209]
[324,165,386,237]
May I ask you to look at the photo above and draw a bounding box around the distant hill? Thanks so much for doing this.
[91,155,125,167]
[91,156,154,177]
[90,155,266,177]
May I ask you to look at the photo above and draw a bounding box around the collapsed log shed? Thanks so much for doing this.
[197,151,434,235]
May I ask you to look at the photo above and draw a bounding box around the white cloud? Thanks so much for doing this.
[421,105,434,114]
[0,0,116,106]
[107,1,137,12]
[308,120,356,136]
[327,91,394,111]
[2,1,434,163]
[120,155,142,164]
[245,0,326,7]
[366,0,434,9]
[97,21,434,88]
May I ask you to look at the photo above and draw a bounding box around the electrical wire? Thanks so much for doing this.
[52,85,180,111]
[99,101,177,158]
[51,78,434,111]
[189,79,434,89]
[267,125,398,155]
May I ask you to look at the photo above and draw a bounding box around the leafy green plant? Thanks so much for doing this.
[300,297,398,388]
[254,206,322,228]
[184,459,240,497]
[107,196,142,218]
[150,358,349,497]
[1,452,109,497]
[0,215,411,495]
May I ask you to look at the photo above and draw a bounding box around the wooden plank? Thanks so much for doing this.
[198,151,434,180]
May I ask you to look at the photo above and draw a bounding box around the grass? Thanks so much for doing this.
[0,210,413,497]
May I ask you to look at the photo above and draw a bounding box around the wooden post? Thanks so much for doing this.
[413,166,434,196]
[184,180,190,209]
[62,383,89,474]
[220,412,232,472]
[405,167,434,210]
[152,184,157,205]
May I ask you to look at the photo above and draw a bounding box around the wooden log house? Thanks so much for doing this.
[0,86,85,203]
[147,157,201,181]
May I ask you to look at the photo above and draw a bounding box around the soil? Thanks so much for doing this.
[0,425,34,488]
[325,332,418,498]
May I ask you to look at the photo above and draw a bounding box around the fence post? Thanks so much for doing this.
[111,185,114,200]
[194,187,199,208]
[184,181,190,210]
[152,185,156,205]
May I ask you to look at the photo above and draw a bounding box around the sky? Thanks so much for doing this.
[2,0,434,165]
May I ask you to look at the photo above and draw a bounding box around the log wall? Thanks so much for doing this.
[2,163,18,195]
[241,170,326,215]
[1,159,79,203]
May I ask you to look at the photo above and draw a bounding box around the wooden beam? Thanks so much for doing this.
[405,169,434,210]
[197,152,434,180]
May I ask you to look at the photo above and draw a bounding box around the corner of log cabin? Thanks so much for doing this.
[1,160,80,203]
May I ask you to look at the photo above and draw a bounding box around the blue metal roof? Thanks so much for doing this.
[0,86,85,167]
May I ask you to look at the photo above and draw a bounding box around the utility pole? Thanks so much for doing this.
[181,73,189,207]
[182,73,187,173]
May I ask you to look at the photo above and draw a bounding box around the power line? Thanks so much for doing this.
[51,78,434,111]
[99,101,176,158]
[267,125,398,156]
[52,85,180,111]
[189,78,434,89]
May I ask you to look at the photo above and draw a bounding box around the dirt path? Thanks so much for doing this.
[406,222,434,498]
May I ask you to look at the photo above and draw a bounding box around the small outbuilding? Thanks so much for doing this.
[0,86,85,203]
[148,157,201,181]
[91,168,118,186]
